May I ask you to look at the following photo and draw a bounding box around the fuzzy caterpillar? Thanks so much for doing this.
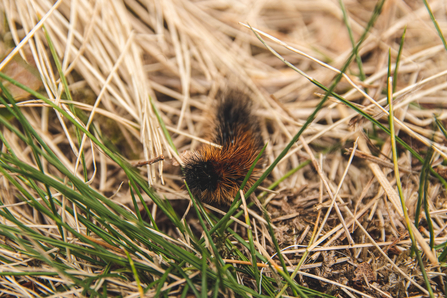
[183,94,264,206]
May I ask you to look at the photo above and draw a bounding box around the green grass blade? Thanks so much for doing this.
[415,156,427,229]
[201,250,208,298]
[387,59,435,297]
[241,193,260,289]
[422,0,447,50]
[151,96,179,155]
[125,249,144,297]
[339,0,365,81]
[258,159,310,201]
[179,284,190,298]
[172,263,201,297]
[393,27,406,91]
[435,116,447,139]
[423,147,435,249]
[129,182,143,222]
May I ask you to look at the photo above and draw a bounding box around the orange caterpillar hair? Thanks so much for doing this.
[183,93,264,206]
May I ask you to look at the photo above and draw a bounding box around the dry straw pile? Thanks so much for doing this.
[0,0,447,297]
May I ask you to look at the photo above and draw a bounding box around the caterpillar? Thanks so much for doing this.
[183,93,264,206]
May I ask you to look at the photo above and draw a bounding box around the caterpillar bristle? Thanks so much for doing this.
[183,93,263,206]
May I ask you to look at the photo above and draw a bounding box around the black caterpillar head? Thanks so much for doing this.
[183,153,219,197]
